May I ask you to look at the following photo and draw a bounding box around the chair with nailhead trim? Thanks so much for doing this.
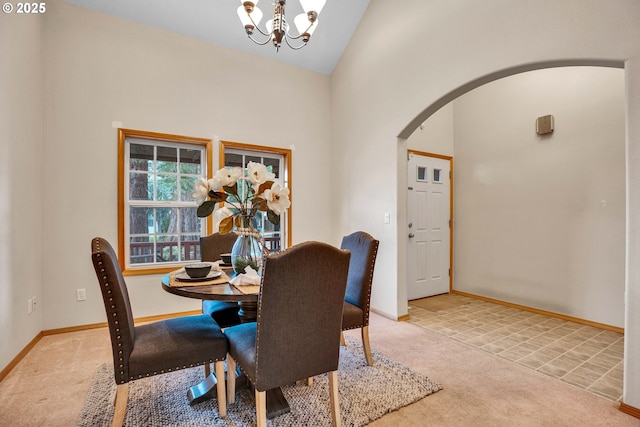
[91,237,229,427]
[200,232,242,328]
[339,231,379,366]
[224,241,350,427]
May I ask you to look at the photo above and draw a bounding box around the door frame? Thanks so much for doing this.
[407,149,454,294]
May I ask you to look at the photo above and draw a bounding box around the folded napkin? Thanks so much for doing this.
[229,265,261,286]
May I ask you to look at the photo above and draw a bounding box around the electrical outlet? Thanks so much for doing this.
[28,298,33,314]
[76,288,87,301]
[384,212,390,224]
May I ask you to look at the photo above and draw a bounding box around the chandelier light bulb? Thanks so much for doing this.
[237,5,263,31]
[294,13,318,38]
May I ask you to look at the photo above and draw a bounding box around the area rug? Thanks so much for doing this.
[77,339,442,426]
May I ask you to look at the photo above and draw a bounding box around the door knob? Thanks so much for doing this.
[408,233,415,238]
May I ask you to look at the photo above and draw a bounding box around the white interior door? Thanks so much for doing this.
[407,153,451,300]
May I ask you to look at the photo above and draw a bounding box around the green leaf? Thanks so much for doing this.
[219,216,234,234]
[197,201,216,217]
[209,191,228,203]
[267,209,280,225]
[223,183,238,196]
[252,197,267,212]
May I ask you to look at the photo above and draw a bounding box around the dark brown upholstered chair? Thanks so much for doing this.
[91,237,228,427]
[225,241,350,427]
[340,231,379,366]
[200,232,242,328]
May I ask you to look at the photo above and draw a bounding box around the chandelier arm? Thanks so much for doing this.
[284,36,307,50]
[289,20,315,40]
[285,32,305,40]
[247,33,274,46]
[247,12,272,37]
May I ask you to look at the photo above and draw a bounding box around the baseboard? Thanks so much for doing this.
[451,290,624,334]
[0,331,43,383]
[370,307,408,322]
[620,402,640,419]
[0,310,202,382]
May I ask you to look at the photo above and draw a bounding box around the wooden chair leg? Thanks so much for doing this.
[307,377,313,386]
[204,363,211,377]
[227,355,236,405]
[328,370,341,427]
[214,360,226,417]
[340,331,346,346]
[361,325,373,366]
[255,389,267,427]
[112,383,129,427]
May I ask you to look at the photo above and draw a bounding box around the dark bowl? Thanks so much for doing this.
[184,263,212,278]
[220,253,232,265]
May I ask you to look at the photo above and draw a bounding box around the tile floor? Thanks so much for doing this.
[407,294,624,402]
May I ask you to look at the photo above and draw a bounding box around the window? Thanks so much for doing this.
[118,129,212,275]
[220,141,292,251]
[433,168,442,183]
[417,166,427,182]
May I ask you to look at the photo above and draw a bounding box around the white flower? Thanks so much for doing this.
[247,161,275,185]
[210,167,243,191]
[213,206,233,227]
[191,177,210,205]
[263,182,291,215]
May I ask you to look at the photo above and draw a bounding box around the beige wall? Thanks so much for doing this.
[0,13,43,372]
[331,0,640,408]
[407,103,454,157]
[37,0,331,328]
[453,67,625,327]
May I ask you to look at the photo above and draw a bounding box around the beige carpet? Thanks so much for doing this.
[409,294,470,312]
[1,313,639,426]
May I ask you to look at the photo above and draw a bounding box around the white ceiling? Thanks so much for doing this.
[61,0,371,75]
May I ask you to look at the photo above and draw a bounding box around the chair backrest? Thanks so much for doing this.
[340,231,379,318]
[90,237,136,384]
[200,232,238,262]
[254,241,350,391]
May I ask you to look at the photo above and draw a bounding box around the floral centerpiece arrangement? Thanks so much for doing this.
[192,161,291,273]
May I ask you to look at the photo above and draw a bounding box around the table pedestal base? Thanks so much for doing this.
[238,301,257,323]
[186,367,291,419]
[187,373,219,405]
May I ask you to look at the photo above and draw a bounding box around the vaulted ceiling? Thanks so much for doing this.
[61,0,371,75]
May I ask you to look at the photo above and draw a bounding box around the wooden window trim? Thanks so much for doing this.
[219,140,293,249]
[118,128,213,276]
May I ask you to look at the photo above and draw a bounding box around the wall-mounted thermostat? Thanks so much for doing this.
[536,115,554,135]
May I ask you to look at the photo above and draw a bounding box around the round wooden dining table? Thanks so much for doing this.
[161,268,259,321]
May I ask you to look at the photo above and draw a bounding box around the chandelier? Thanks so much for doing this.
[236,0,327,51]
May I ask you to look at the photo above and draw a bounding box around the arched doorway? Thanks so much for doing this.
[395,60,637,413]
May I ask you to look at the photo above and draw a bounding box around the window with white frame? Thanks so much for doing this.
[118,129,212,275]
[221,141,291,252]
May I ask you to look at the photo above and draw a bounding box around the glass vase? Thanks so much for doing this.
[231,216,263,275]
